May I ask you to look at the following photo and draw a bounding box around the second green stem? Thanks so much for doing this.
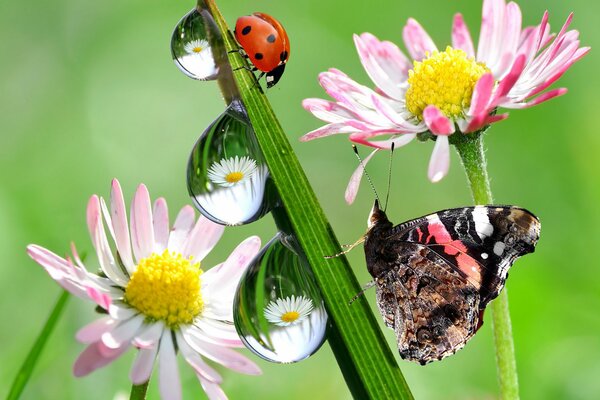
[454,133,519,400]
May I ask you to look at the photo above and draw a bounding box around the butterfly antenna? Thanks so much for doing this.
[352,145,380,204]
[383,142,395,212]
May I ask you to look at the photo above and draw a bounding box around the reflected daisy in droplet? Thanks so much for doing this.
[27,179,262,400]
[264,295,314,327]
[194,158,269,226]
[302,0,589,201]
[207,156,257,188]
[184,39,211,57]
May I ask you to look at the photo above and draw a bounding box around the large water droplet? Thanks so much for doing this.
[171,8,222,80]
[234,232,328,363]
[187,99,275,225]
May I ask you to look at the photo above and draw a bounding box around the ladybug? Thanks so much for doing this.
[234,12,290,88]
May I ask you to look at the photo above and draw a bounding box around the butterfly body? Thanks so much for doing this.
[364,201,540,364]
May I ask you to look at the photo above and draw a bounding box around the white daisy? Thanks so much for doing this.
[184,39,210,56]
[27,179,262,400]
[264,295,314,327]
[207,156,258,188]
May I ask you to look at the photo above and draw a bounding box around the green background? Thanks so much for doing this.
[1,0,598,398]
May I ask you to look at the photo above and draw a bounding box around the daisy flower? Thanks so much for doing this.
[207,156,258,188]
[27,179,262,400]
[302,0,589,201]
[264,295,314,327]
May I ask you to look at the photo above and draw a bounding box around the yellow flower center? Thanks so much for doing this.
[281,311,300,323]
[124,250,203,328]
[192,46,203,53]
[225,171,244,184]
[406,47,489,121]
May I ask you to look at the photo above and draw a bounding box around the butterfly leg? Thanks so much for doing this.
[325,235,366,259]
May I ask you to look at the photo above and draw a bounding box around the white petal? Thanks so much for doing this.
[130,345,158,385]
[428,135,450,183]
[158,333,182,400]
[102,314,144,349]
[130,184,155,263]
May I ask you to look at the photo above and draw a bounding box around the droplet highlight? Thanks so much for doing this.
[234,232,328,363]
[187,99,275,225]
[171,8,220,80]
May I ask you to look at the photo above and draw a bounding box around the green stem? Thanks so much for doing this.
[129,382,149,400]
[454,133,519,400]
[202,1,413,398]
[7,291,70,400]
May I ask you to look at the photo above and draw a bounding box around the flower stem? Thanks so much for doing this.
[202,1,413,398]
[7,290,70,400]
[454,133,519,400]
[129,381,149,400]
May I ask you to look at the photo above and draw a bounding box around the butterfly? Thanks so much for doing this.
[363,200,540,364]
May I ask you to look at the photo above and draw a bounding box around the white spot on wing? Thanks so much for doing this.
[493,241,506,256]
[481,252,488,259]
[473,206,494,239]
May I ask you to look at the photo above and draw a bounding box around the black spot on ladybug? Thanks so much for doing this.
[266,34,276,43]
[241,26,251,35]
[254,53,264,60]
[280,51,288,61]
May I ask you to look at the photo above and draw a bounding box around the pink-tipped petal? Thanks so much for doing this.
[183,333,261,375]
[345,149,378,204]
[73,341,128,377]
[109,304,138,321]
[130,184,155,263]
[87,196,127,286]
[422,106,455,135]
[102,314,144,349]
[403,18,438,61]
[302,98,358,123]
[370,94,424,132]
[153,198,169,253]
[185,322,243,348]
[349,131,417,149]
[428,135,450,183]
[76,317,116,344]
[299,123,358,142]
[182,216,225,262]
[468,73,495,117]
[86,287,111,310]
[492,1,522,78]
[177,332,223,383]
[167,206,196,253]
[110,179,134,271]
[130,346,158,385]
[477,0,506,67]
[133,322,165,348]
[202,236,261,297]
[354,33,408,100]
[198,376,228,400]
[505,88,567,109]
[452,14,475,58]
[158,334,182,400]
[490,54,527,107]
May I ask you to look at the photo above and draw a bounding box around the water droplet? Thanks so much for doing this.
[234,232,328,363]
[171,8,223,80]
[187,99,275,225]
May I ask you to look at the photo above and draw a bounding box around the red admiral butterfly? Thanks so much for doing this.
[364,200,540,364]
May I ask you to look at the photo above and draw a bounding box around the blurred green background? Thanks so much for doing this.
[1,0,598,398]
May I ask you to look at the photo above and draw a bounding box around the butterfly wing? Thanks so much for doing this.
[365,205,540,364]
[374,242,481,364]
[391,205,540,306]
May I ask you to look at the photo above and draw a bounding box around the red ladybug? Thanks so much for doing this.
[234,13,290,88]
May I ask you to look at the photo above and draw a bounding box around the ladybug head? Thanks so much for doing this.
[266,64,286,88]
